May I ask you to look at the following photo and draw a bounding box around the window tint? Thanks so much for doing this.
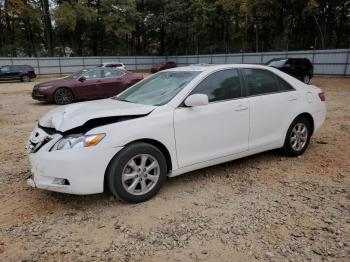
[109,63,122,67]
[244,69,294,96]
[274,75,295,91]
[266,59,287,67]
[190,69,242,102]
[11,65,20,71]
[0,66,10,72]
[22,65,33,71]
[103,69,124,78]
[83,69,102,79]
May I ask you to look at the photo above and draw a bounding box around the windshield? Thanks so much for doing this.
[114,71,200,106]
[266,59,287,67]
[65,70,86,79]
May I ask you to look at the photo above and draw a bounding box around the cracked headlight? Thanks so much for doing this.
[51,134,105,151]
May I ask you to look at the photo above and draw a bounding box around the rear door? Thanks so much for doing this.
[243,68,298,149]
[98,69,126,98]
[174,69,249,167]
[8,65,20,79]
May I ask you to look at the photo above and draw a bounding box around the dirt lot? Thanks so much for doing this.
[0,76,349,261]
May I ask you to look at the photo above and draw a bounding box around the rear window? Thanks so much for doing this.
[104,63,122,67]
[266,59,287,67]
[243,69,294,96]
[15,65,33,71]
[23,65,33,71]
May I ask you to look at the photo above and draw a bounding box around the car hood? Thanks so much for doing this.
[39,99,156,132]
[36,78,70,87]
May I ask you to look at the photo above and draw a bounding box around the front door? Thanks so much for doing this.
[0,66,13,80]
[174,69,249,168]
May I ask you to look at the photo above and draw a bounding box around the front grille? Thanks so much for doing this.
[32,85,40,98]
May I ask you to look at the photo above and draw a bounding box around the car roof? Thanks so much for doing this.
[102,62,124,64]
[164,64,276,72]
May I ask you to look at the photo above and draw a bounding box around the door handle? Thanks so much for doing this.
[288,96,297,101]
[234,105,248,112]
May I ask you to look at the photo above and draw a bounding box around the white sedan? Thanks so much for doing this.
[26,64,326,203]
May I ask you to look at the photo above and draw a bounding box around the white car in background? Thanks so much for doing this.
[100,62,126,70]
[26,64,326,203]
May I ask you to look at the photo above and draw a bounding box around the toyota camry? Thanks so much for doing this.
[26,64,326,203]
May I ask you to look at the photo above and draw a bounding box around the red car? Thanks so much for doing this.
[32,68,143,105]
[150,61,177,73]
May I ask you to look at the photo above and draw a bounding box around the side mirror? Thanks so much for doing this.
[184,94,209,107]
[78,76,86,82]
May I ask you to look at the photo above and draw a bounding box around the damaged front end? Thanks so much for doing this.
[39,114,150,136]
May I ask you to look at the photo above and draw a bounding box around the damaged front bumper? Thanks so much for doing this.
[26,127,123,195]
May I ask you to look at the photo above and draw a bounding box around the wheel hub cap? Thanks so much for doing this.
[121,154,160,196]
[290,123,308,151]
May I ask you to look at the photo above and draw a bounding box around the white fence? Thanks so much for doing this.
[0,49,349,76]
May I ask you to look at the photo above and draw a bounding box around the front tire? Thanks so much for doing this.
[106,142,167,203]
[54,88,74,105]
[282,117,311,157]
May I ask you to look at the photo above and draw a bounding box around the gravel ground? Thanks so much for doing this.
[0,76,349,261]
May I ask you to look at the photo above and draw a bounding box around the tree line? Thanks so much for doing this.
[0,0,349,57]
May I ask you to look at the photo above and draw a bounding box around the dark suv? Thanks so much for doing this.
[265,58,313,84]
[0,65,36,82]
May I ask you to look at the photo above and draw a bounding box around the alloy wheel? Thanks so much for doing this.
[55,89,73,104]
[121,154,160,196]
[290,123,308,151]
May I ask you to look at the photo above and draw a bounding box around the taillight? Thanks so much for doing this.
[318,92,325,101]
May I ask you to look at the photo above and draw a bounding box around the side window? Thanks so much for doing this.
[274,75,295,91]
[190,69,242,102]
[244,69,294,96]
[105,63,122,67]
[11,65,20,71]
[1,66,10,72]
[103,69,124,78]
[83,69,102,80]
[244,69,280,96]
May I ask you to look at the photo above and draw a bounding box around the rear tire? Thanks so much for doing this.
[282,117,311,157]
[106,142,167,203]
[54,88,74,105]
[21,75,30,82]
[303,74,310,84]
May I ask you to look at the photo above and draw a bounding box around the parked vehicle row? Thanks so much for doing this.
[26,64,326,203]
[0,65,36,82]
